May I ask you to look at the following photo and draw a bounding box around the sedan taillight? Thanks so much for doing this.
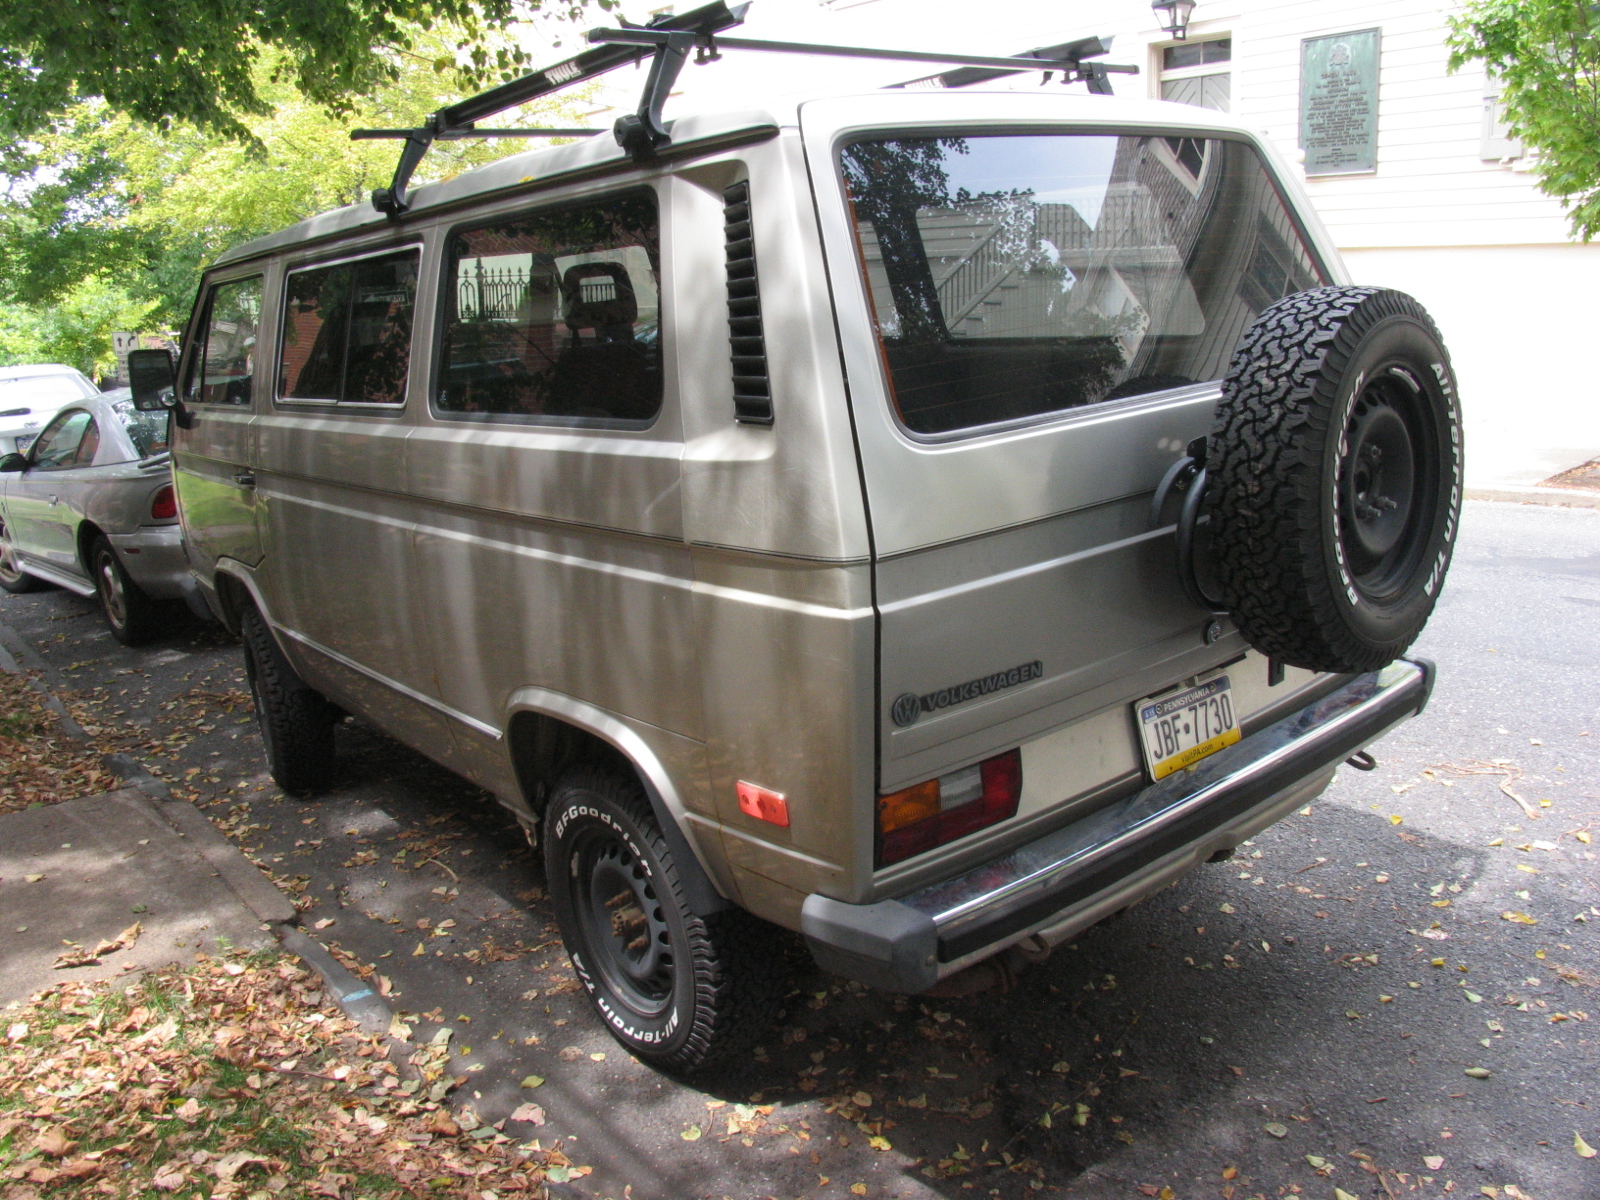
[877,748,1022,866]
[150,484,177,520]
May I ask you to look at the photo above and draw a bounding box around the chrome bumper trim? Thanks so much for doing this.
[905,660,1429,956]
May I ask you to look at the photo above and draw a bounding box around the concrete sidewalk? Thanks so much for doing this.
[1460,395,1600,508]
[0,787,294,1007]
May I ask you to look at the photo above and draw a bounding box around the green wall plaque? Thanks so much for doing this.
[1300,29,1381,176]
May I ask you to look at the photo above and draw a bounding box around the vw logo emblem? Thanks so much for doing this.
[890,692,922,728]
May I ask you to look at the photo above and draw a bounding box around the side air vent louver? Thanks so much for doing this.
[723,181,773,425]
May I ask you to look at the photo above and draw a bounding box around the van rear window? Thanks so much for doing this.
[280,249,419,404]
[839,134,1326,436]
[435,189,661,427]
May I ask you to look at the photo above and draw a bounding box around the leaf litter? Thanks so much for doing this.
[0,947,585,1196]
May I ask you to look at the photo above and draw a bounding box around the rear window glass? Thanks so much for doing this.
[840,134,1326,436]
[435,189,661,427]
[108,395,169,458]
[280,249,419,404]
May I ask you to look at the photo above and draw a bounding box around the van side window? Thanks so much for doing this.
[435,189,661,426]
[185,276,263,406]
[280,249,419,405]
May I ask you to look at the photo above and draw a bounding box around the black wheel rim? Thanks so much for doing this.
[568,826,675,1017]
[1336,368,1438,603]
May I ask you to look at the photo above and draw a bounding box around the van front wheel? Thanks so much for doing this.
[544,765,780,1072]
[240,606,335,796]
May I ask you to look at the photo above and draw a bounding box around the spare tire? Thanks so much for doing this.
[1206,286,1462,674]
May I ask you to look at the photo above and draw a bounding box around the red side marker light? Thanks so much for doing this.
[736,780,789,827]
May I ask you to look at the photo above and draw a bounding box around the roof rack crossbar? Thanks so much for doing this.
[355,0,750,216]
[589,27,1137,80]
[351,127,604,140]
[889,35,1126,93]
[355,1,1139,217]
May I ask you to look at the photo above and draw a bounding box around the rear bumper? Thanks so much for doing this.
[801,658,1434,993]
[107,525,188,599]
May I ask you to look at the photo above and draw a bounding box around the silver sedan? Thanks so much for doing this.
[0,388,198,644]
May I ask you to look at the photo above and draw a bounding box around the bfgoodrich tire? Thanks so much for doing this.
[544,764,782,1072]
[240,605,336,796]
[1207,286,1462,674]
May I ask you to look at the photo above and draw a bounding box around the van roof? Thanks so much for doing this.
[213,90,1259,269]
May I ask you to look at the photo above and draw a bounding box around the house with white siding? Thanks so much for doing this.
[578,0,1600,488]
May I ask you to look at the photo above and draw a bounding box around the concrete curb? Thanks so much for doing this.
[277,925,395,1033]
[1465,484,1600,509]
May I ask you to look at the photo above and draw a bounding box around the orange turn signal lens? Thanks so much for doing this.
[877,779,941,834]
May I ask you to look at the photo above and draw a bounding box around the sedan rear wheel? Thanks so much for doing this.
[0,521,42,594]
[92,535,158,645]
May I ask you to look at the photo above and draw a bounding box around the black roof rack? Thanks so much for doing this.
[351,0,1137,217]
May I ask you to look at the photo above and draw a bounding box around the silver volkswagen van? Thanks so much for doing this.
[135,49,1461,1070]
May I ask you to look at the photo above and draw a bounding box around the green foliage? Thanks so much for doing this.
[0,278,157,377]
[1448,0,1600,240]
[0,0,608,143]
[0,24,590,369]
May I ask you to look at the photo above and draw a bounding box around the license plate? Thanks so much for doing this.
[13,434,33,453]
[1136,675,1241,781]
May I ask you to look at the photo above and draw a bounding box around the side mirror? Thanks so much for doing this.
[128,348,178,412]
[0,452,27,473]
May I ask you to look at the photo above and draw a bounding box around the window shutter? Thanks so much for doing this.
[723,181,773,425]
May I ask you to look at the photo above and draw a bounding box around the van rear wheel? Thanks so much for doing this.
[544,764,780,1072]
[240,605,336,796]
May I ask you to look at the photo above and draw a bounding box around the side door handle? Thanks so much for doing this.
[232,472,256,488]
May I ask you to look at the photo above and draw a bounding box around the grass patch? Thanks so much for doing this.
[1,949,585,1196]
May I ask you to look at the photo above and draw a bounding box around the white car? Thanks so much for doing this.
[0,364,101,455]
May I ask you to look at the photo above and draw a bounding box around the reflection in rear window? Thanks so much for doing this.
[840,134,1325,436]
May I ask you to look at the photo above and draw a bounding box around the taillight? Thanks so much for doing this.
[150,484,176,520]
[877,748,1022,866]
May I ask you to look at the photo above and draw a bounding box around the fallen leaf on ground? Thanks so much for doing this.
[508,1103,545,1126]
[1263,1122,1288,1138]
[520,1074,545,1088]
[1501,911,1538,925]
[1464,1067,1492,1079]
[212,1151,269,1181]
[681,1125,702,1141]
[1576,1132,1597,1158]
[1424,1155,1445,1170]
[35,1128,77,1157]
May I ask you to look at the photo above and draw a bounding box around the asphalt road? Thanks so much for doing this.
[2,499,1596,1200]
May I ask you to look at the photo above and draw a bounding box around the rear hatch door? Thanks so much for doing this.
[800,93,1333,800]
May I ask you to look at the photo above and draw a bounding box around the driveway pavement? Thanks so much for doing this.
[0,500,1595,1200]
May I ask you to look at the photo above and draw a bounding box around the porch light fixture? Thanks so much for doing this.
[1151,0,1196,40]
